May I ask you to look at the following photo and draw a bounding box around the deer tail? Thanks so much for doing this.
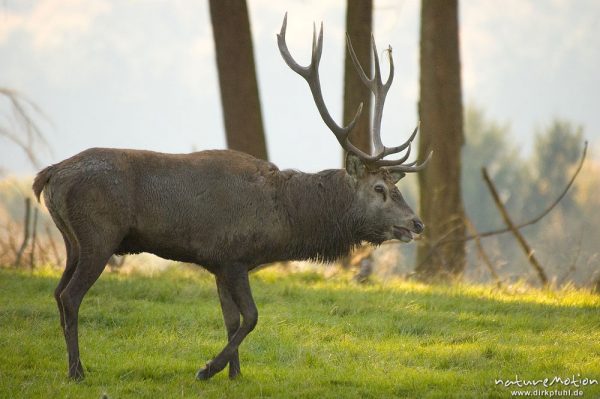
[32,165,55,202]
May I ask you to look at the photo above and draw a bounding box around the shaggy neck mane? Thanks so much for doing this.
[278,169,365,262]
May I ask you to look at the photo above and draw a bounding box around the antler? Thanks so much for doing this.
[277,13,431,173]
[277,13,370,161]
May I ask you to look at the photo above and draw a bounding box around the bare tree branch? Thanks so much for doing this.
[416,140,587,275]
[464,140,588,241]
[482,167,548,286]
[0,88,52,169]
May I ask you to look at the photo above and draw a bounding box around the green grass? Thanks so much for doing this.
[0,266,599,398]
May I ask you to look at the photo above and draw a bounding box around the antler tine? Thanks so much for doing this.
[371,35,382,87]
[371,122,420,165]
[312,22,324,67]
[375,142,412,167]
[277,13,309,77]
[386,150,433,173]
[383,45,394,90]
[347,34,395,158]
[278,13,374,160]
[346,33,371,88]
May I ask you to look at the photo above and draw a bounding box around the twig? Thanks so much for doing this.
[14,197,31,267]
[29,206,39,270]
[465,217,500,283]
[557,227,583,287]
[482,168,548,286]
[0,234,9,260]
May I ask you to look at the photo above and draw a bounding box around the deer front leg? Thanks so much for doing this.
[216,276,242,379]
[196,265,258,380]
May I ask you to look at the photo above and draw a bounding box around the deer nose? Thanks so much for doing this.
[412,218,424,234]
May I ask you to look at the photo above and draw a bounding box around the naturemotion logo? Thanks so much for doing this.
[495,375,598,389]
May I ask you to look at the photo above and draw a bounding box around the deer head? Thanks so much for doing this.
[277,14,431,243]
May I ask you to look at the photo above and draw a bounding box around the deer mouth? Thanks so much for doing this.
[393,226,413,243]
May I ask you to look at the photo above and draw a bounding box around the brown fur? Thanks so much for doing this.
[34,147,423,380]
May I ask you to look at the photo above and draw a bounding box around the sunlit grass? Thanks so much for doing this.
[1,265,598,398]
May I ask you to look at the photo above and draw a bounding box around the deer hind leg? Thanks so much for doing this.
[51,211,79,336]
[197,265,258,380]
[216,276,242,379]
[59,225,122,380]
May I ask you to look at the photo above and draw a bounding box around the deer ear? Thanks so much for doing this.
[345,153,368,179]
[388,170,406,184]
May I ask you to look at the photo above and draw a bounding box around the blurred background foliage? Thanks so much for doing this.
[3,104,594,288]
[0,1,597,290]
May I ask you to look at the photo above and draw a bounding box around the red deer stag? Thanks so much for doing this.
[32,14,430,381]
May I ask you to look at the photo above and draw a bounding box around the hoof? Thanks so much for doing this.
[196,366,212,381]
[68,371,85,381]
[229,366,241,380]
[68,364,85,381]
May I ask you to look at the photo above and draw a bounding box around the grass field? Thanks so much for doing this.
[0,265,599,398]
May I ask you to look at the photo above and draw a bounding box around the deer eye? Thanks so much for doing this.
[374,184,387,200]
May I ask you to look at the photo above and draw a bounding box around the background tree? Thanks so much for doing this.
[462,106,528,231]
[209,0,268,160]
[340,1,374,274]
[460,109,593,285]
[416,0,466,279]
[460,106,530,281]
[528,120,583,215]
[343,0,372,155]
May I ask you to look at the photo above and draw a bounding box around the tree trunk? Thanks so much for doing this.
[209,0,268,160]
[415,0,466,279]
[343,0,373,155]
[342,1,373,276]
